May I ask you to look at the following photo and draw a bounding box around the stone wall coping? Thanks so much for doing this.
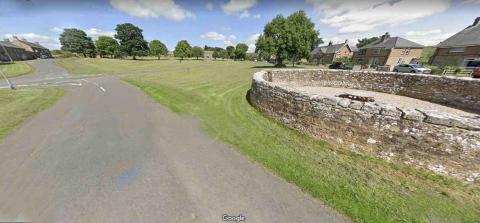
[252,70,480,131]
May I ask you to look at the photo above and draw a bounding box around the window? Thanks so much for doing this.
[401,48,411,55]
[358,49,367,55]
[463,58,480,67]
[449,47,465,53]
[373,49,381,55]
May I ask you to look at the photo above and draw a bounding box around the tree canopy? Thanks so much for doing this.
[192,46,204,60]
[234,43,248,60]
[219,49,229,60]
[174,40,192,61]
[149,40,168,60]
[356,37,379,48]
[114,23,149,60]
[226,46,235,59]
[256,11,318,67]
[59,28,96,58]
[95,36,118,58]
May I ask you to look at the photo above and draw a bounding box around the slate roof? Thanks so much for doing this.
[312,43,350,55]
[0,41,24,49]
[361,37,423,49]
[436,17,480,48]
[16,39,48,49]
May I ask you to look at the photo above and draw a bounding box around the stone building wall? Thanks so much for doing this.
[249,69,480,183]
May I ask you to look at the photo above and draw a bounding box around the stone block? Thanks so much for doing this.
[362,102,381,114]
[423,110,453,127]
[400,108,425,122]
[348,101,364,110]
[338,99,351,108]
[379,103,402,118]
[322,97,341,106]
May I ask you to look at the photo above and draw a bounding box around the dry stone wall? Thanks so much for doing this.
[249,69,480,183]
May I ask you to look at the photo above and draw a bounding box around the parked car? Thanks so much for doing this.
[329,62,353,70]
[473,68,480,78]
[393,64,432,74]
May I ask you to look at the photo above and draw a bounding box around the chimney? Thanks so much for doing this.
[474,17,480,26]
[328,41,333,46]
[344,39,348,44]
[380,32,390,42]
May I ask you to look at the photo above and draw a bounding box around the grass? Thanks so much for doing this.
[0,88,64,139]
[0,62,33,78]
[57,58,480,223]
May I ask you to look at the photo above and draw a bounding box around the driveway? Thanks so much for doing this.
[0,60,349,223]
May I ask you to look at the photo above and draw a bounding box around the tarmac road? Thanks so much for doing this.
[0,60,349,223]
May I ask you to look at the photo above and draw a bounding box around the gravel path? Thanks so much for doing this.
[286,86,477,117]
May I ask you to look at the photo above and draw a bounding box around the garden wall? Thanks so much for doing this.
[249,69,480,183]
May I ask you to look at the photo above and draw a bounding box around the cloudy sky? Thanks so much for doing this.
[0,0,479,51]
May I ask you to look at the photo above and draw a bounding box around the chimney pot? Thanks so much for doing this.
[345,39,348,43]
[328,41,333,46]
[474,17,480,26]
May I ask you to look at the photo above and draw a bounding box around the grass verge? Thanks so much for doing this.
[0,62,33,78]
[0,88,64,139]
[58,58,480,223]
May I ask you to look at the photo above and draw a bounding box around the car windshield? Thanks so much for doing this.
[410,64,423,68]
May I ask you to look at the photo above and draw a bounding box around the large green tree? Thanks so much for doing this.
[226,46,235,59]
[174,40,192,62]
[95,36,118,58]
[149,40,168,60]
[219,49,229,60]
[234,43,249,60]
[284,11,318,66]
[356,37,379,48]
[114,23,149,60]
[191,46,204,60]
[256,11,318,67]
[59,28,96,58]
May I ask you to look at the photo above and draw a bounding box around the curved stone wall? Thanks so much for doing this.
[249,69,480,183]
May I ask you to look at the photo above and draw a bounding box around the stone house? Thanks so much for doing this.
[311,41,353,64]
[431,17,480,68]
[12,36,52,59]
[0,39,29,62]
[204,50,214,59]
[353,32,424,70]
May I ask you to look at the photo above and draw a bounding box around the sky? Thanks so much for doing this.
[0,0,479,52]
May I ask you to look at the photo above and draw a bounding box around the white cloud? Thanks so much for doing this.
[239,10,250,18]
[221,0,257,14]
[49,27,63,33]
[306,0,451,33]
[3,33,60,50]
[246,33,260,52]
[403,29,455,46]
[206,2,214,10]
[224,40,234,46]
[85,28,115,39]
[200,31,236,41]
[110,0,193,21]
[253,14,261,19]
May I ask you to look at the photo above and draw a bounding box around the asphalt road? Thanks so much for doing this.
[0,60,349,223]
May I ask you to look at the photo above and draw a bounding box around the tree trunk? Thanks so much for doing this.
[133,55,136,60]
[158,55,161,60]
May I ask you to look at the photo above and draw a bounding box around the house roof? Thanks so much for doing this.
[361,36,423,49]
[312,42,350,55]
[436,17,480,48]
[0,41,24,49]
[15,38,48,50]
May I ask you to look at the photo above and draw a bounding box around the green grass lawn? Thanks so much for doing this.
[0,62,33,78]
[58,58,480,223]
[0,88,64,139]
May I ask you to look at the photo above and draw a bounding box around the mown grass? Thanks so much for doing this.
[0,88,64,139]
[0,62,33,78]
[58,58,480,223]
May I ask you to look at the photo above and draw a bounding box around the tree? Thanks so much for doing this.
[174,40,192,62]
[234,43,248,60]
[59,28,96,58]
[192,46,204,60]
[149,40,168,60]
[420,46,435,64]
[255,15,288,67]
[284,11,319,66]
[356,37,379,48]
[95,36,118,58]
[226,46,235,59]
[219,49,229,60]
[114,23,149,60]
[212,50,220,60]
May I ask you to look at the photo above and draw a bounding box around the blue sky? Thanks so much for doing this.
[0,0,479,51]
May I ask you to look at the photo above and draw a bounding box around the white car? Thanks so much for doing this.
[393,64,432,74]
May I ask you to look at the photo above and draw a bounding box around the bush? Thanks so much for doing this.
[51,50,76,58]
[442,65,464,73]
